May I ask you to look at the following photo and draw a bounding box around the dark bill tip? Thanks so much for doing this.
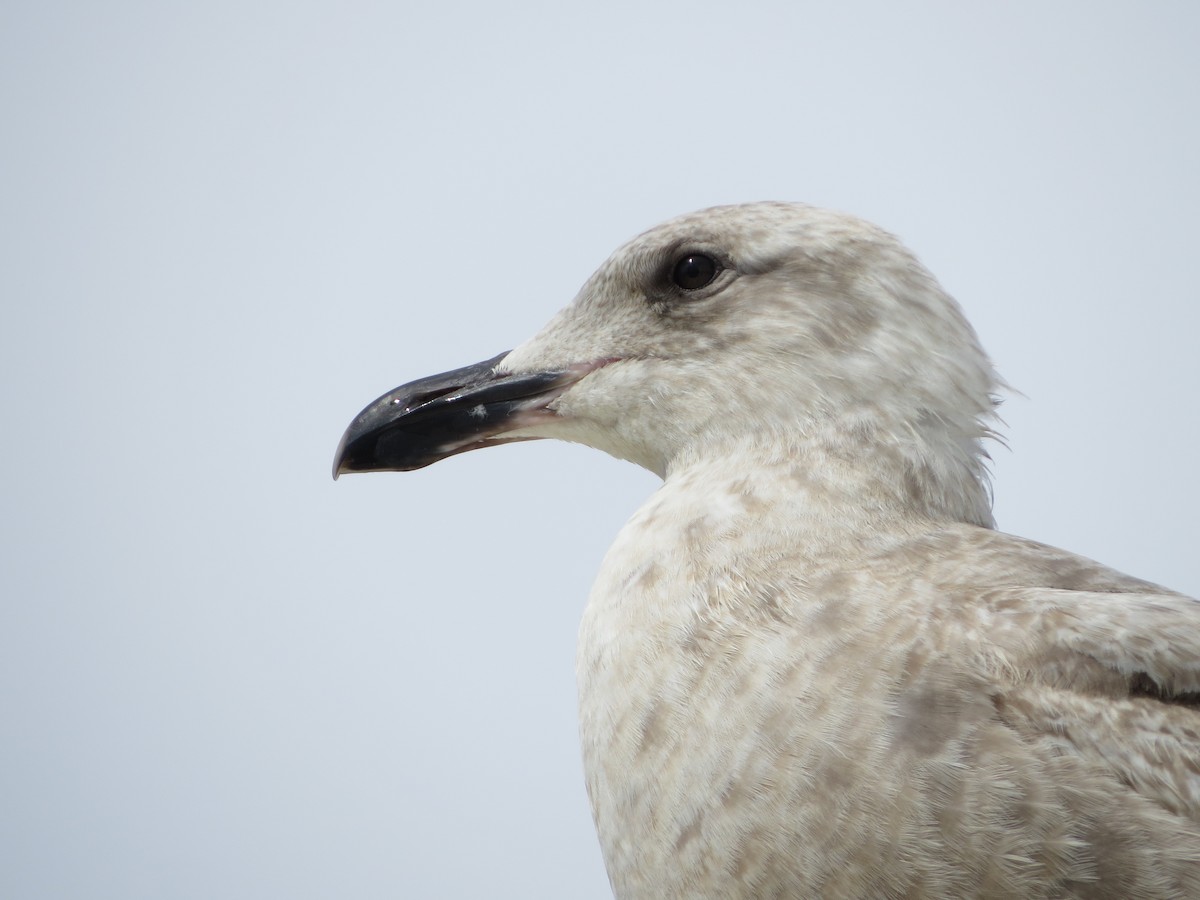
[332,351,577,478]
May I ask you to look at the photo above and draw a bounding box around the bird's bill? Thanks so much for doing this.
[333,352,577,478]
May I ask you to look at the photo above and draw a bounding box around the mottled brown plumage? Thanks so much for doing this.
[337,203,1200,897]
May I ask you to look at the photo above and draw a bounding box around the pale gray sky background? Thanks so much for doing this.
[2,2,1197,898]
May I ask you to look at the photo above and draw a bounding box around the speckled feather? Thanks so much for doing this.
[494,204,1200,897]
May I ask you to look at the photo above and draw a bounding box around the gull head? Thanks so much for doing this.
[335,202,1000,525]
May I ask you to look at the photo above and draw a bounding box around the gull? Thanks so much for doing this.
[334,203,1200,898]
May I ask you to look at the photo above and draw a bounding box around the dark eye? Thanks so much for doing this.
[671,253,720,291]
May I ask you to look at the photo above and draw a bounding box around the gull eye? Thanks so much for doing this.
[671,253,720,291]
